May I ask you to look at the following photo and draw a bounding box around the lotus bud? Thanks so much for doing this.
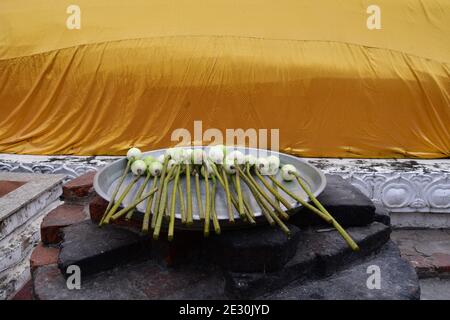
[256,157,270,175]
[149,161,163,176]
[131,160,146,176]
[224,159,236,174]
[165,148,176,158]
[171,148,185,164]
[201,161,214,178]
[156,154,165,163]
[226,150,245,165]
[167,159,176,171]
[208,146,224,164]
[192,149,206,165]
[183,149,193,164]
[127,147,142,162]
[244,155,257,166]
[143,156,155,167]
[281,164,297,181]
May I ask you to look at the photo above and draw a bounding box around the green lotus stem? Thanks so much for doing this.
[204,166,211,237]
[153,166,175,240]
[235,161,245,217]
[195,171,204,220]
[240,165,289,220]
[220,166,235,223]
[168,165,181,241]
[245,177,275,226]
[178,180,186,224]
[143,176,158,232]
[111,188,158,221]
[267,175,332,223]
[100,159,131,225]
[166,165,181,219]
[210,164,245,220]
[185,163,193,225]
[254,169,292,210]
[294,174,359,251]
[272,179,282,211]
[231,175,255,224]
[153,157,170,220]
[125,171,152,221]
[211,175,221,235]
[103,175,140,224]
[239,170,288,235]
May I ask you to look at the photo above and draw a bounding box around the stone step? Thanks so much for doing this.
[32,238,418,300]
[291,175,376,228]
[264,241,420,300]
[57,221,151,277]
[0,172,65,299]
[31,220,394,299]
[225,222,391,298]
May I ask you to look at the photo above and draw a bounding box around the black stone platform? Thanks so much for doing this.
[32,175,419,300]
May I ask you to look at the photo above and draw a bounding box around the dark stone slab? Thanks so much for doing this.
[34,261,226,300]
[225,222,391,299]
[265,241,420,300]
[373,203,391,226]
[58,220,151,277]
[208,224,301,273]
[290,175,375,228]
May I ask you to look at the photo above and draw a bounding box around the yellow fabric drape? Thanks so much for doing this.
[0,0,449,157]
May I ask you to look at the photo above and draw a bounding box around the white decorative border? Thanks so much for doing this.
[0,155,449,213]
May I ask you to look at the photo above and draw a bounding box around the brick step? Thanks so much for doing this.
[392,229,450,278]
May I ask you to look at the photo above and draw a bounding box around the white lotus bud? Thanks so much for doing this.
[281,164,297,181]
[226,150,245,165]
[267,155,280,171]
[171,148,185,164]
[149,161,163,176]
[201,161,214,178]
[165,148,176,158]
[127,147,142,162]
[256,157,270,175]
[244,155,257,166]
[192,149,206,165]
[224,159,236,174]
[183,149,193,164]
[131,159,146,176]
[208,146,224,164]
[143,156,155,167]
[157,154,165,163]
[167,159,176,171]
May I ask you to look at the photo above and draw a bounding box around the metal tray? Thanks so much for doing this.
[94,147,327,230]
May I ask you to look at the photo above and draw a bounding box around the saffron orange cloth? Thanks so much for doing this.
[0,0,449,157]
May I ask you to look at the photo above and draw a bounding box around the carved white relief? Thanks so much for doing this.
[0,159,448,213]
[381,175,415,209]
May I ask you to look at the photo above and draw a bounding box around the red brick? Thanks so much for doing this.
[89,194,142,229]
[63,171,96,200]
[11,280,33,300]
[41,204,87,244]
[407,254,435,277]
[0,180,27,197]
[431,253,450,273]
[89,194,109,223]
[30,243,60,272]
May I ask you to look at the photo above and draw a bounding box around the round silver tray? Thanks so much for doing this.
[94,147,327,230]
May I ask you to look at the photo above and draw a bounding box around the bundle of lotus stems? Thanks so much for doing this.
[99,146,359,251]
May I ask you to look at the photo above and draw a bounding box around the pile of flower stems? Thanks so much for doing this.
[99,148,359,251]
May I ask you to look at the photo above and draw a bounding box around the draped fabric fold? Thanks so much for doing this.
[0,0,449,157]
